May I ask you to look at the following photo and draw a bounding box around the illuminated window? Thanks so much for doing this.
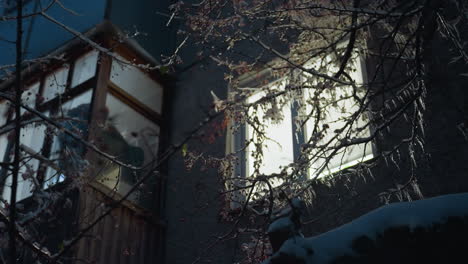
[302,53,374,177]
[232,53,374,185]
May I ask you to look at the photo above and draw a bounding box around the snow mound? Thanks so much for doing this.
[264,193,468,264]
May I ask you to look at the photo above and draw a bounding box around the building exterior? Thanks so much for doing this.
[0,1,174,263]
[163,2,468,263]
[0,1,467,264]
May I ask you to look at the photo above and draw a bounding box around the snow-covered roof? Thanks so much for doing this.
[264,192,468,264]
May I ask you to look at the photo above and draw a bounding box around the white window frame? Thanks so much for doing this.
[0,49,99,203]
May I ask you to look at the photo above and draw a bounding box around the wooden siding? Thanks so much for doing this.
[74,186,163,264]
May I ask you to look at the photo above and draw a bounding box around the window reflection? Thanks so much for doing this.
[72,50,98,87]
[96,94,160,206]
[20,82,40,115]
[110,59,163,114]
[44,90,93,187]
[43,66,69,102]
[2,118,47,201]
[0,100,9,127]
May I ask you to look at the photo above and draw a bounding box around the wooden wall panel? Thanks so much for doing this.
[74,186,163,264]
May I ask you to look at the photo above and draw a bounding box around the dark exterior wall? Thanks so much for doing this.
[420,32,468,197]
[164,56,239,264]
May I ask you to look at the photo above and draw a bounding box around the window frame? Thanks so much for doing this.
[80,39,167,212]
[86,46,164,210]
[229,52,375,185]
[0,47,98,202]
[0,35,167,210]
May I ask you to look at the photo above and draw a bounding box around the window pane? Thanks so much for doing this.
[96,94,160,205]
[303,55,373,177]
[2,119,47,201]
[44,90,93,187]
[61,89,93,112]
[72,50,98,87]
[43,135,64,188]
[20,81,40,115]
[246,86,294,179]
[43,66,69,102]
[0,100,11,175]
[110,59,163,114]
[0,133,8,163]
[0,100,10,127]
